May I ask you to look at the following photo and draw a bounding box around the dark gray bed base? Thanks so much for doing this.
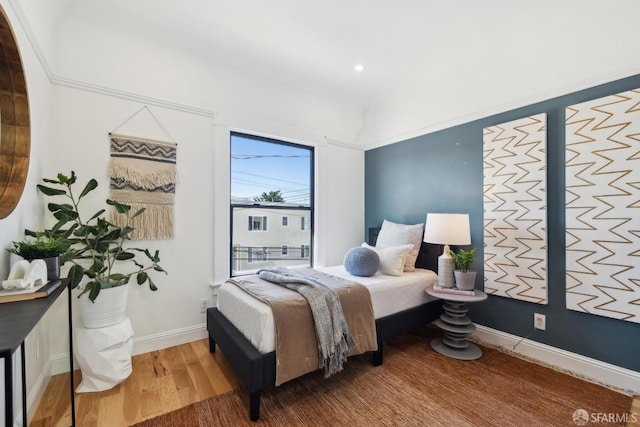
[207,232,444,421]
[207,299,442,421]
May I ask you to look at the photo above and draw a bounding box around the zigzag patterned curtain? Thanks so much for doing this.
[109,134,177,240]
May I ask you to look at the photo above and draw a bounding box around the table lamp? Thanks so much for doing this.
[423,213,471,288]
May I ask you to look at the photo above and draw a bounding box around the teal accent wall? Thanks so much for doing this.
[365,74,640,371]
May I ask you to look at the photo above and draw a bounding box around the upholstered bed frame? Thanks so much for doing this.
[206,229,444,421]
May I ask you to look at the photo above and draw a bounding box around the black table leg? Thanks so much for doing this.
[4,352,13,427]
[68,282,76,426]
[21,342,27,426]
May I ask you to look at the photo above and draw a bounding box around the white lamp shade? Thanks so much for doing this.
[423,213,471,245]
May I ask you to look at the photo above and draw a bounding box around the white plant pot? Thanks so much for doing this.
[80,285,129,329]
[454,270,477,291]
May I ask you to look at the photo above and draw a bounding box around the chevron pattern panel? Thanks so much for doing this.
[483,114,548,304]
[565,89,640,323]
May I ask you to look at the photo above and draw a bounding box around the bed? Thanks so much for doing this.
[206,228,444,421]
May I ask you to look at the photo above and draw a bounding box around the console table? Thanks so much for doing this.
[426,287,488,360]
[0,279,75,426]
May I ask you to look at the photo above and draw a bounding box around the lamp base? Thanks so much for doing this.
[437,245,455,288]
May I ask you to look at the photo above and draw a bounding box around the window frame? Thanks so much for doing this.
[230,132,315,276]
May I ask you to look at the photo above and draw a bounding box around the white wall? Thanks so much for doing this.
[0,0,366,423]
[51,4,364,145]
[315,141,365,266]
[46,87,219,357]
[41,0,366,364]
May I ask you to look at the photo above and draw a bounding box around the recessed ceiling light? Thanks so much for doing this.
[354,64,365,72]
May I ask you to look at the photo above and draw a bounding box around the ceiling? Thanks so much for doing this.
[49,1,640,115]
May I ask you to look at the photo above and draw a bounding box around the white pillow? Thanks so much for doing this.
[376,220,424,272]
[361,242,413,276]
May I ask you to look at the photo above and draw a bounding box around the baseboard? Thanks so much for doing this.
[131,323,208,356]
[50,352,70,376]
[473,325,640,396]
[51,323,209,375]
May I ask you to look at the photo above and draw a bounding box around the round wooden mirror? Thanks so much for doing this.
[0,5,30,219]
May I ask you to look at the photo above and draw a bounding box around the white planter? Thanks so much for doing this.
[74,317,134,392]
[454,270,477,291]
[80,285,129,329]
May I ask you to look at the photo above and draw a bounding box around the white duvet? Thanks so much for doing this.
[217,265,438,353]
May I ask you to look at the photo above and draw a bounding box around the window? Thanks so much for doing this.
[301,216,310,231]
[301,244,310,259]
[248,215,268,231]
[230,132,314,276]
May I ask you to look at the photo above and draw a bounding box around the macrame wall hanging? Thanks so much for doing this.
[108,106,178,240]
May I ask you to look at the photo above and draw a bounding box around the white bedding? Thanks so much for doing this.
[217,265,438,353]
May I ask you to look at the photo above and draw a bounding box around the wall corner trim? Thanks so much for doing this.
[6,0,217,118]
[51,74,217,118]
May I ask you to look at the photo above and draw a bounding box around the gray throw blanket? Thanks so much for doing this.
[258,267,357,378]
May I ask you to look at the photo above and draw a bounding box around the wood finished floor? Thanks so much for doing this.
[31,339,241,426]
[32,338,640,427]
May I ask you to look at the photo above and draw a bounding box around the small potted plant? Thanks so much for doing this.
[7,232,71,280]
[36,171,166,328]
[449,248,476,291]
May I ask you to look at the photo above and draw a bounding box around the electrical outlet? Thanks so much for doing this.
[200,298,208,313]
[534,313,546,330]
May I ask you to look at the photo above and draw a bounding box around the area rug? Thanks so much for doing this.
[135,330,632,426]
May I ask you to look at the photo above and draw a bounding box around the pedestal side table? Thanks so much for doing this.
[426,287,488,360]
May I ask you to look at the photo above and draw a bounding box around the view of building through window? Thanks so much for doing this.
[230,132,313,276]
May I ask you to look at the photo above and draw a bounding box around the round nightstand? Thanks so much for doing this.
[426,287,488,360]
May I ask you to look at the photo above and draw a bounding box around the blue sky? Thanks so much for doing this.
[230,134,312,205]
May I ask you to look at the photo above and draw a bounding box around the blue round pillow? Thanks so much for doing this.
[344,246,380,277]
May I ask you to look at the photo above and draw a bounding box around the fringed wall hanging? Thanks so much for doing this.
[107,106,177,240]
[565,88,640,323]
[108,134,177,239]
[483,113,548,304]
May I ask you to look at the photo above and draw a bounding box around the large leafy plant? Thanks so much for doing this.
[37,171,166,302]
